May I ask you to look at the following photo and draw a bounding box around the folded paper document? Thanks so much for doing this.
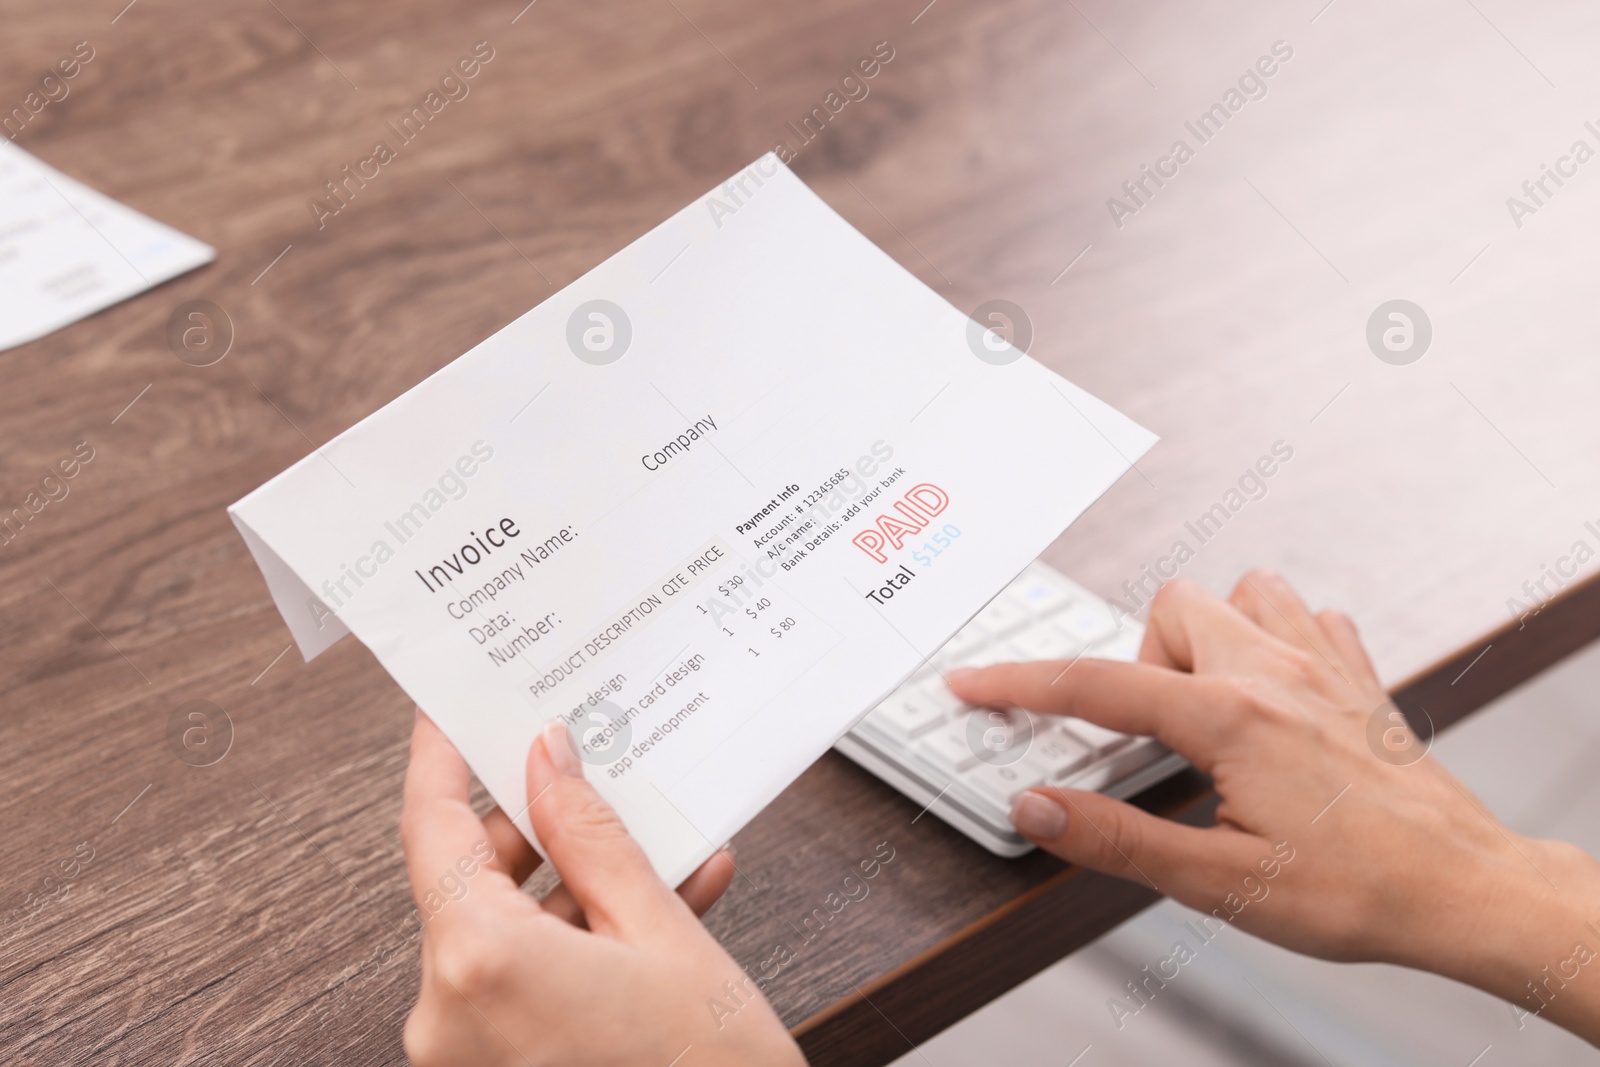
[0,142,213,351]
[229,155,1155,885]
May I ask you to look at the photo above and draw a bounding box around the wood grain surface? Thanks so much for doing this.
[3,0,1598,1064]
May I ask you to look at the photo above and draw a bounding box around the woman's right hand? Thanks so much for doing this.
[948,571,1600,1043]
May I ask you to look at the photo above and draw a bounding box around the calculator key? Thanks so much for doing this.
[1008,567,1076,616]
[1061,737,1171,793]
[867,691,946,740]
[916,677,967,717]
[974,594,1031,637]
[1058,717,1135,756]
[966,707,1034,762]
[969,760,1046,805]
[1023,730,1093,779]
[1088,624,1143,662]
[917,718,984,773]
[944,641,1022,671]
[1009,622,1082,662]
[1054,600,1118,645]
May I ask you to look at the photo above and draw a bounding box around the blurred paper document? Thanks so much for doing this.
[229,155,1154,886]
[0,142,214,351]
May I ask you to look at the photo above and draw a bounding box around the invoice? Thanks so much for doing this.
[230,155,1155,885]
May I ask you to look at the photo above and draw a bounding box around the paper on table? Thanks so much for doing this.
[0,142,214,352]
[229,155,1156,886]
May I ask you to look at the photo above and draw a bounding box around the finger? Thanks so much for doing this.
[541,882,585,927]
[1137,620,1181,669]
[675,847,737,917]
[1316,608,1381,686]
[1010,786,1265,906]
[525,720,680,936]
[402,710,515,921]
[539,846,734,930]
[1228,569,1334,662]
[946,657,1241,764]
[481,805,541,885]
[1143,579,1268,673]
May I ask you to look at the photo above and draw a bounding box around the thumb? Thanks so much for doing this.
[526,720,680,936]
[1011,786,1263,906]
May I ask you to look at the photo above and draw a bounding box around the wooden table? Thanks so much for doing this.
[4,1,1598,1063]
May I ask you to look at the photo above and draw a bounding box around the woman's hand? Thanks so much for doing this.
[948,570,1600,1042]
[400,712,806,1067]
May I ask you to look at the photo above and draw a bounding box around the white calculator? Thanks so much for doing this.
[834,561,1188,856]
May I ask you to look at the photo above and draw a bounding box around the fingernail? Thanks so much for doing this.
[721,841,737,861]
[541,720,582,777]
[944,667,977,689]
[1011,791,1067,839]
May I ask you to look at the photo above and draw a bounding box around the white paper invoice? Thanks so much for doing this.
[230,155,1155,886]
[0,142,214,351]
